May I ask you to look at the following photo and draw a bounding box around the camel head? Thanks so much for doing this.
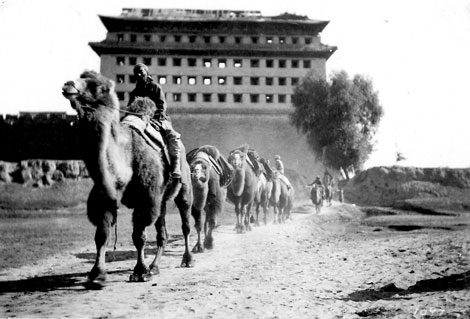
[62,71,119,117]
[190,159,210,183]
[228,149,247,170]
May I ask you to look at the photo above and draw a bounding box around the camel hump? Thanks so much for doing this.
[121,115,170,165]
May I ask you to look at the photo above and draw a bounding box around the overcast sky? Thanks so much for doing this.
[1,0,470,168]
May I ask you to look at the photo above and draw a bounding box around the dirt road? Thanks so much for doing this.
[1,202,470,318]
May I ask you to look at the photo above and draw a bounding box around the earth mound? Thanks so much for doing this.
[342,166,470,212]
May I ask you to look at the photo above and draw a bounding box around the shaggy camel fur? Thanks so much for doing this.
[62,71,193,287]
[226,144,260,233]
[271,171,295,223]
[187,145,228,252]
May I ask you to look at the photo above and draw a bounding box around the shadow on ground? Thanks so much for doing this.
[0,269,129,293]
[345,270,470,301]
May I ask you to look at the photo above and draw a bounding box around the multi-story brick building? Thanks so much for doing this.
[89,8,336,179]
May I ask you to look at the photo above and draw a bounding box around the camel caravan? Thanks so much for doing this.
[62,70,297,287]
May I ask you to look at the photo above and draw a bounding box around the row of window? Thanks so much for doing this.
[116,56,313,69]
[116,33,315,46]
[117,92,290,104]
[117,74,300,86]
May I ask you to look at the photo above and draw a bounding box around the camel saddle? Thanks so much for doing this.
[120,115,171,167]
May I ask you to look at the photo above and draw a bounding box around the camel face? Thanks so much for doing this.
[229,152,244,169]
[191,163,207,182]
[62,71,117,113]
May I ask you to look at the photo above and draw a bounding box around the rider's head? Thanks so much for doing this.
[275,155,281,160]
[133,63,149,84]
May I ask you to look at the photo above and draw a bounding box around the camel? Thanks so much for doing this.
[253,158,273,226]
[62,71,193,287]
[186,145,229,252]
[311,185,325,214]
[271,171,295,223]
[324,184,334,207]
[226,144,260,233]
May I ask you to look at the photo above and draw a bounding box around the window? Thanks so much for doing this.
[117,34,124,43]
[203,77,212,85]
[266,36,273,44]
[188,76,197,85]
[204,36,211,44]
[203,58,212,67]
[234,36,242,44]
[189,35,197,43]
[188,58,197,67]
[158,58,166,66]
[173,76,182,85]
[144,34,151,42]
[173,58,181,67]
[266,77,273,86]
[279,77,287,86]
[303,60,311,68]
[218,77,226,85]
[129,75,136,84]
[130,34,137,42]
[250,94,259,103]
[279,60,286,68]
[188,93,197,102]
[266,94,274,103]
[251,36,259,44]
[159,35,166,42]
[218,59,227,68]
[279,37,285,44]
[278,94,286,103]
[116,57,125,66]
[173,93,181,102]
[116,74,125,84]
[234,59,242,68]
[250,59,259,68]
[219,36,226,43]
[203,93,212,102]
[305,37,312,44]
[117,92,125,101]
[142,9,152,17]
[292,37,298,44]
[250,77,259,85]
[234,94,243,103]
[174,35,181,43]
[129,57,137,65]
[291,77,299,86]
[158,76,167,85]
[218,94,226,102]
[233,77,242,85]
[143,57,152,66]
[292,60,299,68]
[266,59,274,68]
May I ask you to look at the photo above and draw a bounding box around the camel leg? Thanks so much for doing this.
[255,204,261,227]
[86,186,116,288]
[204,200,219,249]
[191,206,204,253]
[149,205,167,275]
[235,203,243,233]
[245,203,253,231]
[175,186,194,268]
[262,203,268,225]
[129,220,153,282]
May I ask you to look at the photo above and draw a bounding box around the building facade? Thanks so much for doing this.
[89,8,336,178]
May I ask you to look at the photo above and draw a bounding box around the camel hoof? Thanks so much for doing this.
[86,267,106,289]
[149,265,160,275]
[181,252,194,268]
[192,243,205,253]
[204,237,214,250]
[129,272,153,282]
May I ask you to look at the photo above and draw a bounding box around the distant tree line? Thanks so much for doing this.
[0,113,82,161]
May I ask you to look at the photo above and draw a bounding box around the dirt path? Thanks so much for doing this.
[2,202,470,318]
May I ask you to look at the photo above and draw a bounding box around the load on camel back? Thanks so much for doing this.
[62,70,195,288]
